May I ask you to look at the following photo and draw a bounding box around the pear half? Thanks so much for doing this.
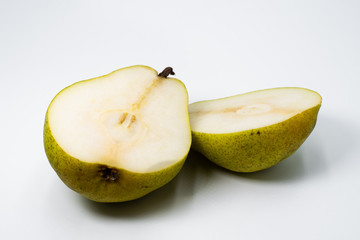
[44,66,191,202]
[189,87,321,172]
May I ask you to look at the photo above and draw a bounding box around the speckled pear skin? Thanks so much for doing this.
[191,105,321,172]
[44,116,186,203]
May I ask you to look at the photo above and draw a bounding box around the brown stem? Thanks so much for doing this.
[158,67,175,78]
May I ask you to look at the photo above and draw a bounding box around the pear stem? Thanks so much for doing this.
[158,67,175,78]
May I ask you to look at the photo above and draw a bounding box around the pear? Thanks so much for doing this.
[189,87,321,172]
[44,65,191,202]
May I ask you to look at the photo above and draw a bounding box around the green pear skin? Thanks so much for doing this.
[191,105,321,172]
[44,116,186,202]
[44,65,191,203]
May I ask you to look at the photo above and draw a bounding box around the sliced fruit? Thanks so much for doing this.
[189,87,322,172]
[44,65,191,202]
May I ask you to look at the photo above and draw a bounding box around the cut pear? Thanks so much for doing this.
[189,87,321,172]
[44,66,191,202]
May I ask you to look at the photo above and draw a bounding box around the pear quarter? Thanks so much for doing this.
[189,88,321,172]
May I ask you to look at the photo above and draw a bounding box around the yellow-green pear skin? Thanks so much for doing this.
[44,65,191,202]
[189,88,321,172]
[44,117,186,202]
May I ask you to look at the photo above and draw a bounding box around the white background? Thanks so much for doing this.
[1,0,360,239]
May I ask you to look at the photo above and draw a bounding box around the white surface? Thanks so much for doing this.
[189,87,321,133]
[48,66,191,172]
[1,0,359,239]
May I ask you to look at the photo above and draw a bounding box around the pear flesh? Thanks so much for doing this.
[44,66,191,202]
[189,87,321,172]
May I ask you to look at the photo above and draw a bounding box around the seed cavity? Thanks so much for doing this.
[118,113,128,124]
[236,104,272,115]
[118,112,136,128]
[129,115,136,127]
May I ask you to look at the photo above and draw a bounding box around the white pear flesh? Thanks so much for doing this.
[189,87,322,172]
[44,66,191,202]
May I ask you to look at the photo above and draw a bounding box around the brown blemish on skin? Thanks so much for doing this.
[257,131,261,135]
[98,165,119,182]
